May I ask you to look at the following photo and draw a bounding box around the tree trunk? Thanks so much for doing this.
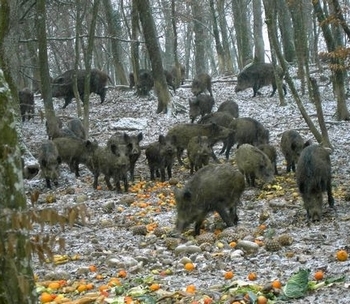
[130,0,140,85]
[191,0,207,74]
[232,0,252,69]
[135,0,170,114]
[310,77,332,148]
[83,0,100,136]
[218,0,234,74]
[263,0,322,143]
[288,0,310,97]
[313,0,350,121]
[103,0,128,85]
[263,0,286,105]
[36,0,57,138]
[253,0,265,63]
[277,0,295,63]
[0,3,36,302]
[209,0,225,74]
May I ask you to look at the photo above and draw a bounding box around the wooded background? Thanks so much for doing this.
[1,1,350,302]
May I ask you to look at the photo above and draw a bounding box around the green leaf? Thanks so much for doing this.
[282,268,310,299]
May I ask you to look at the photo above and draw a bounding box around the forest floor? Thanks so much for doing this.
[22,70,350,304]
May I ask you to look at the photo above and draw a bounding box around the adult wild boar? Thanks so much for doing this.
[52,68,110,108]
[296,145,334,221]
[19,88,34,122]
[235,62,286,97]
[175,164,245,235]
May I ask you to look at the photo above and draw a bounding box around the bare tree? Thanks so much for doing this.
[277,0,295,63]
[217,0,234,73]
[232,0,252,69]
[253,0,265,62]
[263,0,324,145]
[191,0,207,74]
[36,0,57,137]
[313,0,350,121]
[209,0,225,73]
[0,0,36,302]
[103,0,128,84]
[134,0,170,113]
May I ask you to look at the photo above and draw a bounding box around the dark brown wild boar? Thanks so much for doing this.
[53,137,98,177]
[19,88,34,122]
[296,145,334,221]
[187,135,212,174]
[175,164,245,235]
[145,135,177,182]
[191,73,212,96]
[51,69,110,108]
[38,140,61,188]
[281,130,311,173]
[235,63,286,97]
[189,95,215,123]
[166,123,233,165]
[107,132,143,182]
[235,144,274,187]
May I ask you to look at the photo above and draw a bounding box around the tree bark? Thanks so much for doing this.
[0,3,36,301]
[232,0,252,69]
[103,0,128,85]
[313,0,350,121]
[83,0,100,136]
[135,0,170,114]
[253,0,265,63]
[36,0,57,136]
[263,0,322,143]
[191,0,207,74]
[209,0,225,74]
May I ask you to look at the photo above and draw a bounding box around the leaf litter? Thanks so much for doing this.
[22,71,350,303]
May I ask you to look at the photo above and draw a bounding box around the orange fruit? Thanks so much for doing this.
[124,296,133,304]
[257,295,268,304]
[108,278,121,286]
[203,298,213,304]
[247,272,257,281]
[229,241,237,248]
[259,224,267,230]
[98,284,109,292]
[224,271,234,280]
[336,249,348,261]
[118,270,127,278]
[271,279,282,289]
[186,284,196,294]
[40,292,54,303]
[184,262,195,271]
[86,283,94,290]
[48,281,60,290]
[76,284,87,293]
[314,270,324,281]
[149,283,160,291]
[89,265,97,272]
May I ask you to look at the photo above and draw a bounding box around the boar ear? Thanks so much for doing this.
[304,139,312,148]
[123,133,130,143]
[171,135,177,144]
[110,144,117,154]
[55,76,65,84]
[183,190,191,200]
[137,132,143,142]
[159,135,165,144]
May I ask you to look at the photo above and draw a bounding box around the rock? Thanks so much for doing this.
[236,240,259,254]
[174,244,202,255]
